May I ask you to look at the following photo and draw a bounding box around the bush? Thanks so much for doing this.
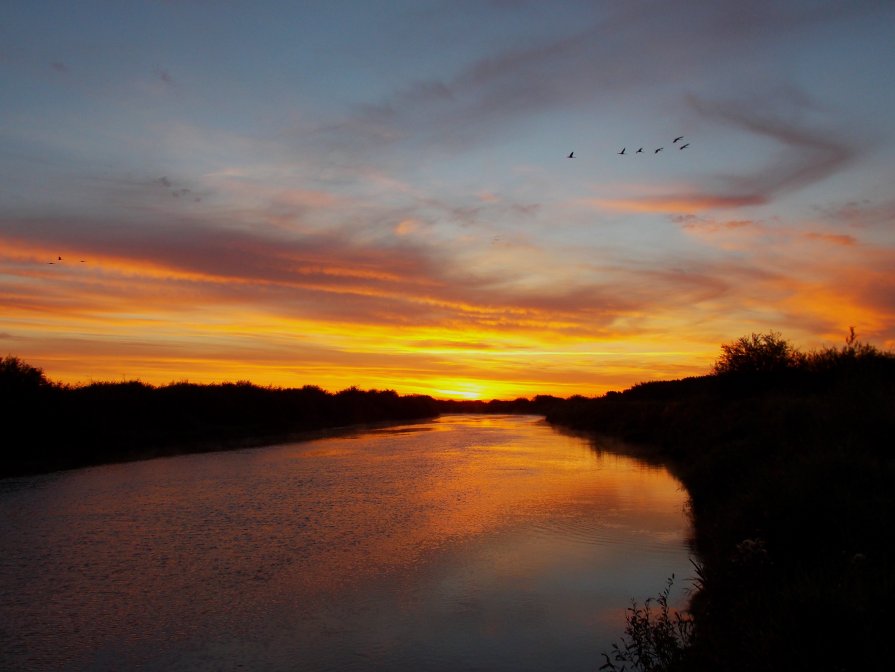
[600,576,694,672]
[712,332,800,375]
[0,355,51,395]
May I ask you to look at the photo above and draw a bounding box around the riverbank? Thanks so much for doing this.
[546,337,895,671]
[1,356,440,478]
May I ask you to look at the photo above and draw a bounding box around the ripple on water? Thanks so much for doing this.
[0,415,693,672]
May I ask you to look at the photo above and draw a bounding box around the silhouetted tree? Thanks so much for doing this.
[712,331,800,375]
[0,355,51,396]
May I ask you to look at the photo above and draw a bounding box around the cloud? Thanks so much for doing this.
[675,214,859,249]
[688,94,859,201]
[593,194,766,214]
[801,232,856,246]
[677,216,757,234]
[319,0,887,153]
[0,206,754,343]
[409,340,499,351]
[393,218,424,236]
[814,199,895,230]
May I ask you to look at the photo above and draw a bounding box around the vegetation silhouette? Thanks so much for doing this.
[1,357,439,477]
[600,575,694,672]
[547,330,895,671]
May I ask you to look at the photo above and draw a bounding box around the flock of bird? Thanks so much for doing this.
[568,135,689,159]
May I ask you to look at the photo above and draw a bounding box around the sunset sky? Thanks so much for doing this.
[2,1,894,399]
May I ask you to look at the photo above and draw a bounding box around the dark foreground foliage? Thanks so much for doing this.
[1,356,439,477]
[600,575,694,672]
[548,333,895,671]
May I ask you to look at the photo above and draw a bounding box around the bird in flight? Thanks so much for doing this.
[568,151,575,158]
[618,147,626,155]
[655,147,663,153]
[673,136,684,144]
[636,147,643,153]
[679,143,690,150]
[58,256,63,261]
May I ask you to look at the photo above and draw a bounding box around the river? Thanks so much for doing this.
[0,414,693,671]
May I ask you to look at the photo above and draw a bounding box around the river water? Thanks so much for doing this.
[0,414,693,671]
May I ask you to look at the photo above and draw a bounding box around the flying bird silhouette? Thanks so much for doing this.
[673,136,684,143]
[58,256,62,261]
[679,143,690,149]
[655,147,663,153]
[568,151,575,158]
[618,148,626,155]
[636,147,643,153]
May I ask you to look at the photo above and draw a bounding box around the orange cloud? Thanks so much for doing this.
[800,232,856,246]
[592,194,765,214]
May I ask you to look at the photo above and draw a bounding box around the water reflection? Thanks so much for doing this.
[0,414,692,671]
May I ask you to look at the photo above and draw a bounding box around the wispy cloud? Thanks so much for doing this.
[689,94,859,202]
[801,232,856,246]
[591,88,861,217]
[321,0,885,153]
[675,213,860,249]
[592,194,766,214]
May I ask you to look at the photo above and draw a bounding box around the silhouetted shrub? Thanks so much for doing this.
[600,576,694,672]
[712,331,800,375]
[0,355,51,396]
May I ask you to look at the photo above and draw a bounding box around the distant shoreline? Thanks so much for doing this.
[1,356,573,479]
[1,359,444,479]
[2,418,433,480]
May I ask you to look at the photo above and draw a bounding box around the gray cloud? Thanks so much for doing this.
[321,0,887,153]
[814,199,895,230]
[690,94,859,203]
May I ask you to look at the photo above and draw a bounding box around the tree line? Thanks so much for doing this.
[1,357,440,477]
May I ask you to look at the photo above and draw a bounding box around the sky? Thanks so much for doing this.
[2,0,894,399]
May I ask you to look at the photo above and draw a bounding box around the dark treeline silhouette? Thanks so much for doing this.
[1,357,440,477]
[435,394,563,415]
[547,331,895,671]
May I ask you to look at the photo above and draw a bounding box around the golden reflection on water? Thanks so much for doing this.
[262,415,688,593]
[0,414,692,672]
